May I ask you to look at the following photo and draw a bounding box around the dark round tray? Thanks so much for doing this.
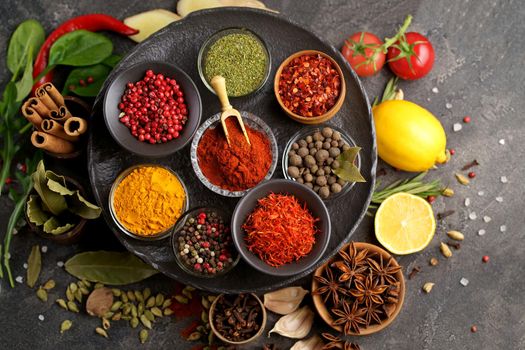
[88,7,376,293]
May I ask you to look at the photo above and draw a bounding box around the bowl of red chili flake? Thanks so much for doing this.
[274,50,346,124]
[231,179,331,276]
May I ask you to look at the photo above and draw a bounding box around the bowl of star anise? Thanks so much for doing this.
[311,241,405,335]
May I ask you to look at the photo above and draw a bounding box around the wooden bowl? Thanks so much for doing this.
[274,50,346,125]
[209,293,267,345]
[311,242,405,335]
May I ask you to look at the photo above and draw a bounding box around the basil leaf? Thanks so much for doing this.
[65,251,159,285]
[26,245,42,288]
[15,47,34,101]
[63,64,111,97]
[333,147,366,183]
[7,19,45,76]
[48,30,113,67]
[102,54,121,68]
[67,191,102,219]
[27,195,50,226]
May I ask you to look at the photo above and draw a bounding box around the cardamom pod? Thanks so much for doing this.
[43,279,56,290]
[139,329,149,344]
[103,311,114,319]
[134,290,144,302]
[150,307,163,318]
[163,308,174,316]
[121,315,131,321]
[112,289,121,297]
[143,288,151,300]
[182,289,193,299]
[140,315,152,329]
[201,296,210,310]
[74,289,83,303]
[95,327,108,338]
[69,282,78,293]
[207,295,216,303]
[269,305,314,339]
[201,310,208,323]
[429,257,439,266]
[187,331,202,341]
[155,294,165,307]
[138,302,144,316]
[263,286,309,315]
[146,296,156,308]
[66,288,74,302]
[208,331,214,345]
[26,245,41,289]
[455,173,470,185]
[110,301,122,312]
[127,291,136,302]
[94,283,105,289]
[440,242,453,258]
[130,317,139,329]
[56,299,68,310]
[174,295,188,304]
[447,230,465,241]
[67,301,79,313]
[442,187,455,197]
[122,303,131,316]
[102,318,111,330]
[111,312,122,321]
[161,298,171,309]
[36,287,48,302]
[80,287,90,295]
[422,282,435,293]
[184,285,196,292]
[121,293,129,303]
[60,320,72,334]
[77,280,86,289]
[81,279,91,288]
[131,304,138,318]
[144,310,155,322]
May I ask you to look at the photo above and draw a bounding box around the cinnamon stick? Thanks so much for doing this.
[64,117,88,136]
[48,105,72,122]
[35,85,59,111]
[21,99,44,130]
[41,119,79,142]
[40,82,65,106]
[31,131,75,154]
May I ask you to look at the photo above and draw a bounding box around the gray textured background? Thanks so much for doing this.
[0,0,524,349]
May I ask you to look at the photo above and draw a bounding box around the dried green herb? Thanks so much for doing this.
[334,147,366,183]
[64,251,159,285]
[26,245,41,288]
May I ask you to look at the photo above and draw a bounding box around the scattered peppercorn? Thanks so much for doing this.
[468,171,476,178]
[482,255,489,263]
[87,76,94,84]
[79,79,87,87]
[471,325,477,333]
[449,148,455,155]
[463,116,471,123]
[427,195,436,204]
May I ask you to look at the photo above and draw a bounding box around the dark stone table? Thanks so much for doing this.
[0,0,523,349]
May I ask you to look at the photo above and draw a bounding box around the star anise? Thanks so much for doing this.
[333,260,367,286]
[343,341,361,350]
[321,333,342,349]
[368,254,402,286]
[339,242,368,268]
[361,302,384,326]
[313,265,346,305]
[350,273,388,307]
[331,299,366,335]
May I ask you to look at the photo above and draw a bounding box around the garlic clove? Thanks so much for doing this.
[264,286,308,315]
[268,305,314,339]
[290,335,324,350]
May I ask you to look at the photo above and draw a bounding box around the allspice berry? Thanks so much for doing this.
[331,183,342,193]
[315,149,329,162]
[304,155,316,168]
[328,147,341,158]
[316,176,327,186]
[332,131,341,140]
[288,166,300,178]
[297,147,309,157]
[289,154,302,166]
[319,186,330,198]
[321,127,333,138]
[304,173,313,183]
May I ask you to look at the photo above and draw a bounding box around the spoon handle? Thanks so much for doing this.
[210,76,232,112]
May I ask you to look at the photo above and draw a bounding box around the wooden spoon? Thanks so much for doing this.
[210,75,251,146]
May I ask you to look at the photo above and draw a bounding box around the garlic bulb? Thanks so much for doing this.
[290,335,324,350]
[264,286,309,315]
[268,305,314,339]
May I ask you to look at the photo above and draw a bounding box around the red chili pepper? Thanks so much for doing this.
[32,14,138,93]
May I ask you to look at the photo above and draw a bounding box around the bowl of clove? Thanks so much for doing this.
[209,293,267,345]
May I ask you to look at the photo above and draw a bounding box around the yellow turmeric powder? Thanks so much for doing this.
[113,166,186,236]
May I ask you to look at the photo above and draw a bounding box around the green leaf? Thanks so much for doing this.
[2,81,20,119]
[48,30,113,67]
[62,64,111,97]
[67,191,102,219]
[31,160,67,215]
[43,217,75,235]
[65,251,159,285]
[334,147,366,183]
[14,47,34,101]
[7,19,45,76]
[26,245,41,288]
[26,195,49,225]
[46,177,75,196]
[102,54,121,68]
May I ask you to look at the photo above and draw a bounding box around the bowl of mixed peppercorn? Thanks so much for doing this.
[274,50,346,124]
[171,207,240,278]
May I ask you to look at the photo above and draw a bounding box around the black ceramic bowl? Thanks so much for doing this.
[231,179,331,276]
[103,61,202,157]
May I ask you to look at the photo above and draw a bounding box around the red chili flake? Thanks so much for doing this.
[180,320,200,339]
[463,116,471,123]
[482,255,489,263]
[471,325,478,333]
[468,171,476,178]
[449,148,456,155]
[278,54,341,118]
[79,79,87,86]
[87,76,94,84]
[427,195,436,204]
[242,193,319,267]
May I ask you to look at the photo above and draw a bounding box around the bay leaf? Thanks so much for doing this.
[46,171,75,196]
[333,147,366,183]
[27,195,49,226]
[67,191,101,219]
[43,217,75,235]
[65,251,159,285]
[27,245,41,288]
[31,161,67,215]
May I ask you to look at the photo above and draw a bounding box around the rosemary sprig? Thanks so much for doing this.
[368,172,443,212]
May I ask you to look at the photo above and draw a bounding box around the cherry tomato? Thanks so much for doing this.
[387,32,435,80]
[341,32,385,77]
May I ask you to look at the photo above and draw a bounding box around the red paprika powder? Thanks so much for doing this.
[197,118,271,191]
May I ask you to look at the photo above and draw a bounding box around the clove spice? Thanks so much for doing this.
[212,293,263,342]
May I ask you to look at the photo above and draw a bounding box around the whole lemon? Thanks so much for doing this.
[372,100,447,172]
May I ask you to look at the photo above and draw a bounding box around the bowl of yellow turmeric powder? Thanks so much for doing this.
[109,164,189,240]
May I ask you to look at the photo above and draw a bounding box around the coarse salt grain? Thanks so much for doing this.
[460,278,469,286]
[478,191,485,196]
[23,263,28,269]
[499,139,505,145]
[57,261,64,267]
[483,216,492,223]
[478,229,486,236]
[38,315,45,321]
[495,196,503,202]
[500,225,507,232]
[500,176,508,183]
[432,87,439,93]
[465,198,471,207]
[453,123,462,132]
[15,276,23,284]
[41,246,48,253]
[446,103,453,109]
[469,212,477,220]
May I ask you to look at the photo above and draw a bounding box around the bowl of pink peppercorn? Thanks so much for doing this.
[103,61,202,157]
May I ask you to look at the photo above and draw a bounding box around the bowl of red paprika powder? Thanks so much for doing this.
[190,111,278,197]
